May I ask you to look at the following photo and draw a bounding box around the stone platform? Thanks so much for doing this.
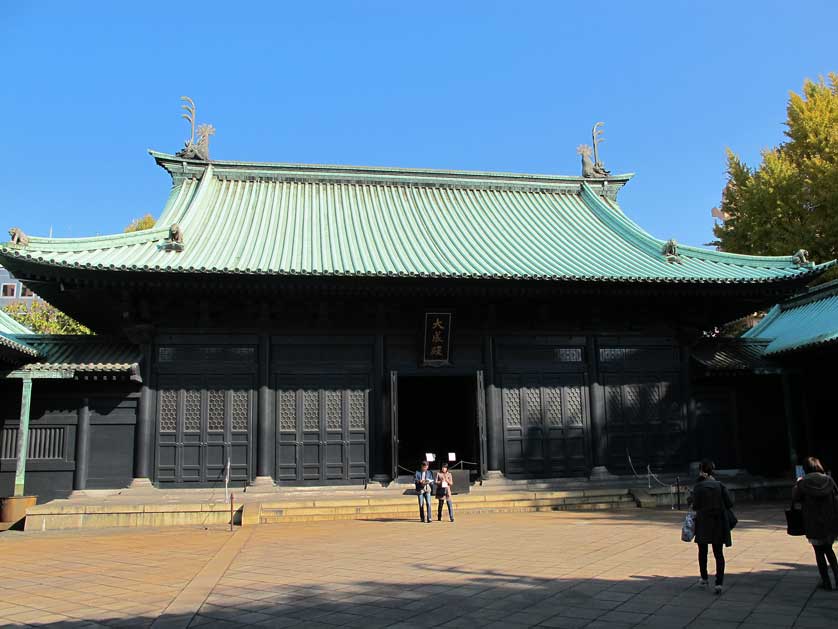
[20,472,793,531]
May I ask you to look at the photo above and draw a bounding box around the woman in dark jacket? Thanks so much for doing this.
[691,459,733,595]
[792,456,838,590]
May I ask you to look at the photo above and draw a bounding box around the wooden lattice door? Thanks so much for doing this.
[156,375,253,485]
[275,375,369,484]
[500,373,590,478]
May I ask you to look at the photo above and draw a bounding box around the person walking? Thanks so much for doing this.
[414,461,434,524]
[792,456,838,590]
[692,459,733,595]
[435,462,455,522]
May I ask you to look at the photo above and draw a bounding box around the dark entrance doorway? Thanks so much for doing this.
[395,375,479,474]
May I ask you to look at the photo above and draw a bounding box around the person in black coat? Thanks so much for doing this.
[691,459,733,594]
[792,456,838,590]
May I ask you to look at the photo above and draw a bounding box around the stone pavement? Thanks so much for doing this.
[0,505,836,628]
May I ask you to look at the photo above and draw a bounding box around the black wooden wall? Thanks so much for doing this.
[0,380,138,502]
[1,291,794,498]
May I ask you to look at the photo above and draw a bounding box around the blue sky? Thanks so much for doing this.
[1,1,835,248]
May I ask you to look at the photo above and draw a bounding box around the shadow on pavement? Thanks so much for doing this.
[28,560,838,629]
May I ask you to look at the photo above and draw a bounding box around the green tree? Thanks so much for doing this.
[3,301,92,335]
[124,214,156,232]
[714,74,838,277]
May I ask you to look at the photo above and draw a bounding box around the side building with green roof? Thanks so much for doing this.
[742,280,838,472]
[1,148,832,498]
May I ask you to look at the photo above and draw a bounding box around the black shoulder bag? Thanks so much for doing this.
[785,497,805,536]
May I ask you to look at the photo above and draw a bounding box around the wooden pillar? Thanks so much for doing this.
[682,342,700,466]
[74,397,90,491]
[254,335,273,484]
[13,377,33,497]
[371,333,388,482]
[484,334,502,473]
[586,336,609,474]
[132,341,153,485]
[782,371,799,471]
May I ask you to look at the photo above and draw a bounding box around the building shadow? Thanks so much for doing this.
[26,549,838,628]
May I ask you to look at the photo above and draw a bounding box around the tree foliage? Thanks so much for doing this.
[714,74,838,277]
[124,214,156,232]
[2,301,92,335]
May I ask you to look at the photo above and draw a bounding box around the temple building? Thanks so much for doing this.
[1,145,833,500]
[742,280,838,472]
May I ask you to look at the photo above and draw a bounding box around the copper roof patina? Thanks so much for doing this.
[743,279,838,355]
[0,310,38,361]
[0,315,139,377]
[690,337,778,373]
[0,151,833,284]
[13,335,141,376]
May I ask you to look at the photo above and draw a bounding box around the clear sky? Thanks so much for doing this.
[1,1,835,248]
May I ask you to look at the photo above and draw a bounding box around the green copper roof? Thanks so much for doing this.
[691,337,777,373]
[0,310,38,360]
[11,336,140,377]
[0,152,832,284]
[743,280,838,354]
[0,309,34,335]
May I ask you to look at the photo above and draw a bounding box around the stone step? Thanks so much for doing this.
[257,493,636,523]
[260,495,635,517]
[259,500,638,523]
[254,487,633,509]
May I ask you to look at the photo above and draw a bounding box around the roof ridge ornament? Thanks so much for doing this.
[159,224,184,252]
[8,227,29,247]
[577,122,611,178]
[792,249,811,267]
[175,96,214,162]
[663,239,683,264]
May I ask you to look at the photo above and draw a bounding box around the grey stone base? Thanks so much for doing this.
[250,476,275,487]
[589,466,618,480]
[245,476,276,493]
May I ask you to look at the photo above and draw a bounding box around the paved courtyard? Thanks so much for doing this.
[0,505,836,628]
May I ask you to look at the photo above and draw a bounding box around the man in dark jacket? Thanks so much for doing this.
[414,461,434,524]
[792,456,838,590]
[692,459,734,594]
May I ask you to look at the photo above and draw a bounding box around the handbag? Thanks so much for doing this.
[681,510,696,542]
[726,508,738,530]
[785,504,805,536]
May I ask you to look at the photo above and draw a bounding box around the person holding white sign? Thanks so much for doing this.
[435,462,455,522]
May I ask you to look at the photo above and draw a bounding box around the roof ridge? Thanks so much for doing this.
[780,278,838,309]
[1,227,168,253]
[582,183,833,271]
[149,149,635,188]
[580,182,667,259]
[157,163,216,227]
[742,305,781,339]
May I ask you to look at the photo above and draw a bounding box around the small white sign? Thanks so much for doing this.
[448,452,456,462]
[425,453,435,462]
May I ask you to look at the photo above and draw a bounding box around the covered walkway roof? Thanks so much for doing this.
[744,280,838,355]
